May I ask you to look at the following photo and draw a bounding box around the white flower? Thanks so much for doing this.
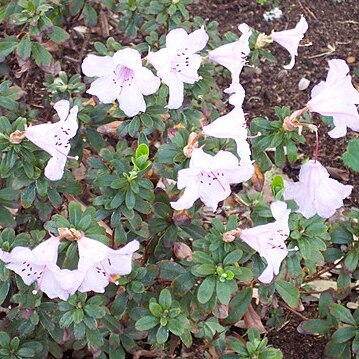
[82,48,161,117]
[3,236,80,300]
[307,59,359,138]
[271,16,308,69]
[202,83,251,163]
[209,23,252,86]
[240,201,291,283]
[170,148,254,211]
[283,160,352,218]
[147,26,209,109]
[25,100,79,181]
[77,237,139,293]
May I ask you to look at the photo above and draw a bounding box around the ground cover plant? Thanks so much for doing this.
[0,0,358,358]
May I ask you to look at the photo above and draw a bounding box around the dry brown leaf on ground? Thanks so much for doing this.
[97,121,122,136]
[243,304,267,334]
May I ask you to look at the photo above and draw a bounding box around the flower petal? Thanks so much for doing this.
[187,26,209,53]
[117,82,146,117]
[134,67,161,96]
[165,28,188,54]
[82,54,116,77]
[113,48,142,70]
[87,76,118,104]
[170,183,200,211]
[44,155,67,181]
[165,75,184,109]
[53,100,70,122]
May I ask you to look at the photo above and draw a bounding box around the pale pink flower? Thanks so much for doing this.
[82,48,160,117]
[209,23,252,86]
[283,160,352,218]
[271,16,308,69]
[202,83,251,163]
[170,148,254,211]
[77,237,139,293]
[25,100,78,181]
[3,236,80,300]
[307,59,359,138]
[240,201,291,283]
[147,27,209,109]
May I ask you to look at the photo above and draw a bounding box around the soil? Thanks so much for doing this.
[191,0,359,207]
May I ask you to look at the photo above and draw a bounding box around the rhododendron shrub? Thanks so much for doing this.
[0,1,358,358]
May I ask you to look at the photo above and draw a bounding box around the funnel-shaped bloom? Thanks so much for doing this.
[240,201,291,283]
[170,148,254,211]
[82,48,160,117]
[147,27,209,109]
[202,83,251,163]
[209,23,252,86]
[3,236,79,300]
[25,100,78,181]
[77,237,139,293]
[271,16,308,69]
[284,160,352,218]
[307,59,359,138]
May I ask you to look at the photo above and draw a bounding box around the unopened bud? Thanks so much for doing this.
[58,227,83,240]
[255,33,272,49]
[9,130,26,144]
[183,132,200,158]
[222,229,241,243]
[173,242,193,261]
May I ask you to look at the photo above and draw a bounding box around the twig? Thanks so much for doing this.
[303,258,345,283]
[280,301,308,321]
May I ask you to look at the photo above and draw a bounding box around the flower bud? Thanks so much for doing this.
[9,130,25,144]
[222,229,241,243]
[58,227,83,240]
[183,132,199,158]
[255,33,272,49]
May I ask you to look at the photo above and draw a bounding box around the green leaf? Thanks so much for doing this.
[197,276,216,304]
[0,207,15,227]
[0,281,9,306]
[159,289,172,310]
[73,309,84,324]
[223,288,253,325]
[83,4,98,27]
[69,202,82,226]
[167,317,185,336]
[149,302,162,318]
[344,249,358,273]
[135,316,159,331]
[342,139,359,172]
[156,326,169,344]
[47,26,70,44]
[275,280,300,308]
[16,34,31,60]
[330,304,356,326]
[59,311,74,328]
[300,319,332,335]
[31,42,52,67]
[0,36,18,57]
[0,332,10,347]
[223,249,242,266]
[216,280,231,305]
[331,327,357,343]
[84,304,106,318]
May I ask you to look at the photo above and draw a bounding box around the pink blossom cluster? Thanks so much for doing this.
[0,234,139,300]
